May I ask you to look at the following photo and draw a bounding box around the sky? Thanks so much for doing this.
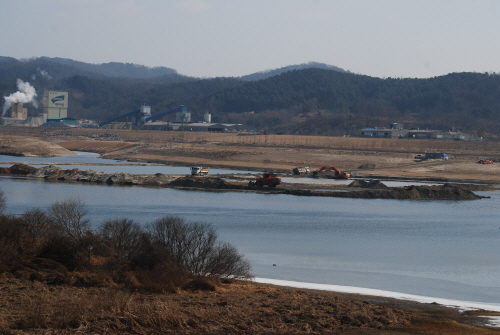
[1,0,499,79]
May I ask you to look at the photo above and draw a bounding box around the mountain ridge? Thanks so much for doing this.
[1,56,499,137]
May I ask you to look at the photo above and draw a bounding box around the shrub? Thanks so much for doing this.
[134,261,187,293]
[47,198,90,244]
[98,218,144,260]
[38,235,81,271]
[148,216,251,279]
[0,215,24,264]
[21,208,52,255]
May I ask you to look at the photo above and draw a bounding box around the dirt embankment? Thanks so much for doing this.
[0,164,484,200]
[0,136,74,157]
[2,130,500,183]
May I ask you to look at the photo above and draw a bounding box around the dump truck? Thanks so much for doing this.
[190,166,209,176]
[292,167,310,175]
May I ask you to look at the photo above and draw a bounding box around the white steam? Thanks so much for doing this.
[2,79,38,117]
[31,67,52,80]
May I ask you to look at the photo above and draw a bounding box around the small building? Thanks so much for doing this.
[358,123,475,141]
[407,130,443,139]
[445,131,472,141]
[208,123,227,132]
[390,123,404,130]
[359,128,408,138]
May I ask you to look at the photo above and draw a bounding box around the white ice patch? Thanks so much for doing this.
[254,277,500,313]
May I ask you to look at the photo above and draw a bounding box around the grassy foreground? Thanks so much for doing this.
[1,273,500,334]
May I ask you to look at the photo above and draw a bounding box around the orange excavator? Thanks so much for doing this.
[313,166,351,179]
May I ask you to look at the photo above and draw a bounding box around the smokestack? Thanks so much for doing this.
[2,79,38,117]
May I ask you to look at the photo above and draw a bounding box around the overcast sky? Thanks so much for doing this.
[1,0,499,79]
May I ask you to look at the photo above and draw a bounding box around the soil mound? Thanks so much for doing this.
[169,176,231,189]
[0,136,74,157]
[345,184,482,200]
[390,184,480,200]
[0,163,37,175]
[349,180,388,189]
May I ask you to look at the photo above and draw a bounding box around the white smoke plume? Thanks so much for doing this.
[2,79,38,117]
[31,67,52,80]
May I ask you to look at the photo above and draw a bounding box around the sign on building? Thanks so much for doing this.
[43,91,68,118]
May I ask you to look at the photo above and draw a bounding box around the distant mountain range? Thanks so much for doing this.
[39,57,179,79]
[0,56,348,82]
[1,56,499,137]
[239,62,349,81]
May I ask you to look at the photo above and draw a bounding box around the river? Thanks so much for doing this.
[1,153,500,309]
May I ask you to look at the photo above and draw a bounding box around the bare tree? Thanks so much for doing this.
[99,218,144,260]
[199,242,251,279]
[148,216,250,278]
[21,208,52,254]
[47,198,90,243]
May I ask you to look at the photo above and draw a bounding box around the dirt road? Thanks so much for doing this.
[1,127,500,183]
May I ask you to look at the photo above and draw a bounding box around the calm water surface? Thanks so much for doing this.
[1,174,499,306]
[1,153,499,305]
[0,152,255,175]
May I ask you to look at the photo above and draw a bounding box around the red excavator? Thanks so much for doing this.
[249,172,281,187]
[313,166,351,179]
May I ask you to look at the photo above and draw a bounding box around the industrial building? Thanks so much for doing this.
[43,91,68,119]
[98,105,255,132]
[0,102,28,125]
[359,123,479,141]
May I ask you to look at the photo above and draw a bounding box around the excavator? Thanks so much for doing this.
[312,166,351,179]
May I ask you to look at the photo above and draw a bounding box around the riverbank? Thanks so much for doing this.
[0,163,486,200]
[2,128,500,183]
[1,273,499,334]
[2,130,500,333]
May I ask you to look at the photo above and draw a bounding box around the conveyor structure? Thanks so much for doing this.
[98,105,187,128]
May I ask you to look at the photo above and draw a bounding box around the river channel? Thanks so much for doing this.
[1,153,500,309]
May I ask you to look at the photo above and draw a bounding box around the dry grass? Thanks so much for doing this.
[1,275,499,334]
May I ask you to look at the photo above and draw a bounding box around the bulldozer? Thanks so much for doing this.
[248,172,281,187]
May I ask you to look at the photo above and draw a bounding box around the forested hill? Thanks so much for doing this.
[38,57,188,81]
[239,62,348,81]
[0,57,192,84]
[1,56,500,136]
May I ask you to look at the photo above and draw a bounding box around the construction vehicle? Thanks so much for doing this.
[312,166,351,179]
[190,166,209,176]
[292,167,310,175]
[249,172,281,187]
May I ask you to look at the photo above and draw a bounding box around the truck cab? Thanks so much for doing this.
[190,166,209,176]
